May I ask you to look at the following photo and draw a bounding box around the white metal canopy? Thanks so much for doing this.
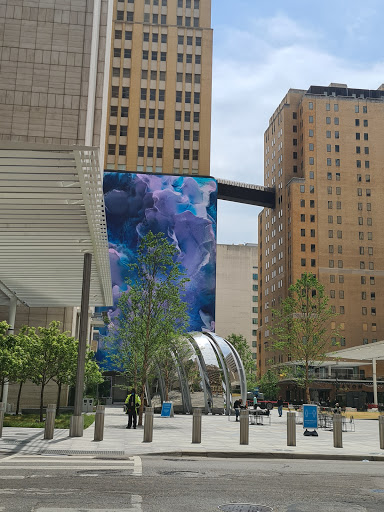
[0,142,112,307]
[326,342,384,405]
[326,341,384,361]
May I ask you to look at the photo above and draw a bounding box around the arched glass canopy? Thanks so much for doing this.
[148,332,247,415]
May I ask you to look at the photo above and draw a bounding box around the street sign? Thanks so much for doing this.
[303,404,318,429]
[161,401,173,417]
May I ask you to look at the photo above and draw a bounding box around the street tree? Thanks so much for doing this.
[272,272,337,402]
[53,333,78,415]
[28,321,77,421]
[226,333,257,389]
[107,231,189,425]
[11,326,36,415]
[258,368,279,400]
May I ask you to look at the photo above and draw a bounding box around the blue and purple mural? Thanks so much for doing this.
[97,172,217,365]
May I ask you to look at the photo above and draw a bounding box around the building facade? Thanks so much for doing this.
[258,84,384,387]
[105,0,212,175]
[215,244,259,365]
[0,0,112,409]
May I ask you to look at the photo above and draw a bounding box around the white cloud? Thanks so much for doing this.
[211,13,384,244]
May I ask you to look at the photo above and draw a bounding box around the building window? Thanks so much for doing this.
[108,144,115,155]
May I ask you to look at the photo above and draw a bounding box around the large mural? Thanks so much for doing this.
[96,172,217,365]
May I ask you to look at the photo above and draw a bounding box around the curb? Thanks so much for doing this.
[135,450,384,462]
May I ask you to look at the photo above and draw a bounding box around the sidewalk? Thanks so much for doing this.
[1,406,384,461]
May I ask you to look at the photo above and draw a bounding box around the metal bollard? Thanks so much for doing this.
[379,415,384,450]
[94,405,105,441]
[44,404,56,440]
[0,402,5,438]
[287,411,296,446]
[143,406,154,443]
[192,408,202,443]
[333,413,343,448]
[240,409,249,445]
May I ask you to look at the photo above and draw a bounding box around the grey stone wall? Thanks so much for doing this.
[0,0,109,146]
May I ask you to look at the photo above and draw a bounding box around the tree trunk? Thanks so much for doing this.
[16,382,23,415]
[305,362,310,403]
[56,382,62,416]
[40,382,45,423]
[0,377,4,402]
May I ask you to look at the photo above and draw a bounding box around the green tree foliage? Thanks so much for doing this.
[27,321,79,421]
[107,232,189,425]
[272,273,337,402]
[258,368,279,400]
[11,326,36,415]
[84,351,104,397]
[226,333,257,389]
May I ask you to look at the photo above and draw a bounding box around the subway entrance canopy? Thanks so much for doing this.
[0,142,112,308]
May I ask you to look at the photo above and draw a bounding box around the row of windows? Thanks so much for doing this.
[178,35,202,46]
[362,308,376,316]
[142,50,167,61]
[140,88,166,101]
[143,32,168,43]
[327,275,376,286]
[327,216,342,223]
[177,72,201,83]
[175,129,199,141]
[177,16,200,27]
[177,0,200,7]
[176,110,200,123]
[308,102,368,114]
[111,107,199,122]
[112,67,130,78]
[114,48,131,58]
[300,214,316,222]
[361,292,376,300]
[177,53,201,64]
[300,258,316,267]
[141,69,166,81]
[176,90,200,104]
[111,86,130,99]
[174,148,199,160]
[363,339,378,344]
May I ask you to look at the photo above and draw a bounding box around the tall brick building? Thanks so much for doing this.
[258,84,384,384]
[105,0,213,176]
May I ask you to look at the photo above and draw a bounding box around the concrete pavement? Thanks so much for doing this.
[1,406,384,460]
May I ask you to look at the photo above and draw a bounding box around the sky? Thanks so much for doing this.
[212,0,384,245]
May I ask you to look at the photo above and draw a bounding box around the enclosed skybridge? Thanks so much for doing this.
[216,178,275,208]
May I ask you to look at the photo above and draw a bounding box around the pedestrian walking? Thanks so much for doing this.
[125,388,141,429]
[277,396,283,417]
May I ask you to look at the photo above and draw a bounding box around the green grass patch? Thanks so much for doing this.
[3,412,95,429]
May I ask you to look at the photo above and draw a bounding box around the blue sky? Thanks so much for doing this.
[212,0,384,244]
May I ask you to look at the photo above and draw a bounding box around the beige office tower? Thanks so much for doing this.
[258,84,384,376]
[215,244,259,364]
[105,0,212,176]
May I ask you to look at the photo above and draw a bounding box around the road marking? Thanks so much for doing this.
[132,456,142,476]
[0,475,25,479]
[0,454,140,474]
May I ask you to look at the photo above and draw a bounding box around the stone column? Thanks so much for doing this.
[192,408,202,444]
[240,409,249,445]
[287,411,296,446]
[143,407,154,443]
[94,405,105,441]
[44,404,56,440]
[379,415,384,450]
[333,413,343,448]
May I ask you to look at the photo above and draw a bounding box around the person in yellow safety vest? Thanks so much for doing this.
[125,388,141,429]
